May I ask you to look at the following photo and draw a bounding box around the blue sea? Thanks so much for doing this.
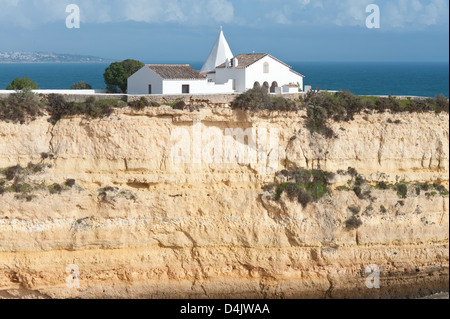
[0,62,448,97]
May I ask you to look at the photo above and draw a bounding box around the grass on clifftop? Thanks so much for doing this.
[231,88,449,138]
[302,90,449,138]
[0,88,448,127]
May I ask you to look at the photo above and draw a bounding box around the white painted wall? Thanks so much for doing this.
[128,66,234,95]
[205,80,234,94]
[282,85,299,94]
[215,67,246,92]
[163,79,234,94]
[127,66,163,95]
[244,56,304,92]
[127,56,304,95]
[163,79,205,95]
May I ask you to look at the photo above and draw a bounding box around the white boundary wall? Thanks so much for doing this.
[0,89,109,95]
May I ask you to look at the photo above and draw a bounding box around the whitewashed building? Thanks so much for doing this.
[200,27,234,74]
[127,64,233,95]
[208,53,304,93]
[127,29,305,95]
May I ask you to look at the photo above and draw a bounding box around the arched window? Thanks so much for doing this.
[253,81,261,89]
[263,62,269,73]
[270,81,278,93]
[262,82,269,93]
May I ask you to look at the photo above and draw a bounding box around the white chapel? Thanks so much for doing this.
[127,29,304,95]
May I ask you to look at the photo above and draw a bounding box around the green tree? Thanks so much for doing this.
[103,59,144,93]
[6,77,39,90]
[71,81,92,90]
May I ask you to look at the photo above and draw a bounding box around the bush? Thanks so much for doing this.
[353,186,362,198]
[306,104,334,138]
[65,179,76,188]
[285,183,301,200]
[271,97,298,111]
[376,181,388,190]
[6,77,39,90]
[348,206,361,215]
[129,97,148,110]
[395,183,408,199]
[48,183,63,194]
[71,81,92,90]
[3,165,23,181]
[173,100,187,110]
[428,94,449,113]
[232,87,272,111]
[0,88,43,123]
[347,167,358,178]
[297,190,313,208]
[303,91,448,137]
[271,168,334,207]
[345,216,363,230]
[354,175,365,187]
[47,94,114,124]
[375,96,402,113]
[433,183,447,193]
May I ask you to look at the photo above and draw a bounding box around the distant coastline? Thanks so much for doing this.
[0,62,112,64]
[0,52,112,64]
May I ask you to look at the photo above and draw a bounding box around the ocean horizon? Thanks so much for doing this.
[0,61,448,98]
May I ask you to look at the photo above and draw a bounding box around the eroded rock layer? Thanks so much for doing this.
[0,107,448,299]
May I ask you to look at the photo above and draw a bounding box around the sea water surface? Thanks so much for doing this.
[0,62,448,97]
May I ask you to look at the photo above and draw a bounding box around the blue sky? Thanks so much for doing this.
[0,0,448,63]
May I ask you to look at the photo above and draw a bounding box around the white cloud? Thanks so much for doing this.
[0,0,235,27]
[257,0,448,28]
[0,0,447,29]
[384,0,449,28]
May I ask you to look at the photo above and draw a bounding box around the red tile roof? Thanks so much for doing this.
[216,53,304,77]
[147,64,204,79]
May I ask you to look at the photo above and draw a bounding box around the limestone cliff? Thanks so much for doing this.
[0,107,448,299]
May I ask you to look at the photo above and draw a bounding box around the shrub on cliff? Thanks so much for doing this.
[232,87,272,111]
[426,94,449,113]
[302,90,449,138]
[271,97,298,111]
[47,94,114,124]
[0,88,43,123]
[129,97,148,110]
[71,81,92,90]
[345,215,363,230]
[270,168,334,207]
[231,87,298,111]
[395,183,408,199]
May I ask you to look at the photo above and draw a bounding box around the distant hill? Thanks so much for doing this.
[0,52,112,63]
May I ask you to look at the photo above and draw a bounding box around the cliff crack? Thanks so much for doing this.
[47,123,56,156]
[324,275,334,299]
[378,128,385,166]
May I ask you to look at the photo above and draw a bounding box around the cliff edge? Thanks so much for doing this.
[0,106,448,299]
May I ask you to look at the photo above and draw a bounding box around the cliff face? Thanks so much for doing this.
[0,107,448,299]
